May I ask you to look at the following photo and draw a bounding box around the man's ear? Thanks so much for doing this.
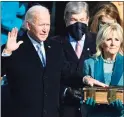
[26,21,31,31]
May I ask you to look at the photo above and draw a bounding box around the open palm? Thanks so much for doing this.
[6,28,23,52]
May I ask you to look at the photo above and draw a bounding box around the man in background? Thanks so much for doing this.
[52,2,97,117]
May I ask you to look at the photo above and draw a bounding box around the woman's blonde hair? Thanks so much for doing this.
[94,23,123,57]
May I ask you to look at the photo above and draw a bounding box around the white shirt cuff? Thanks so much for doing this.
[2,51,12,57]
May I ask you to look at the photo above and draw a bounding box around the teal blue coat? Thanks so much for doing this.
[82,53,124,117]
[83,53,123,86]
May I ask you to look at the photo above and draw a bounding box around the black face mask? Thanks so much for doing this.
[66,22,88,41]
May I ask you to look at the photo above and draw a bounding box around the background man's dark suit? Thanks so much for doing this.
[52,31,96,117]
[1,33,79,117]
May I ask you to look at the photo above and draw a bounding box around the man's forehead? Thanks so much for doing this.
[33,12,50,19]
[70,11,87,18]
[34,11,50,16]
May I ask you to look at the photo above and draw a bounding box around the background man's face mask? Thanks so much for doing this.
[66,22,88,41]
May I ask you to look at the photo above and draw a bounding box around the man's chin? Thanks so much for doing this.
[39,36,48,41]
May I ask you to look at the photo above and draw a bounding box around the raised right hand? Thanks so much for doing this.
[5,27,23,53]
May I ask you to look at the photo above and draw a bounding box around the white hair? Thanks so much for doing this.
[23,5,50,30]
[64,2,89,23]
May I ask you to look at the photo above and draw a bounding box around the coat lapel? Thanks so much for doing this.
[82,33,94,56]
[79,33,94,64]
[44,39,60,70]
[61,32,96,64]
[94,54,123,85]
[21,33,44,69]
[44,39,51,66]
[94,56,105,83]
[61,35,78,62]
[110,53,123,85]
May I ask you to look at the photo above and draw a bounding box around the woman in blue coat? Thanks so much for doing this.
[81,23,124,117]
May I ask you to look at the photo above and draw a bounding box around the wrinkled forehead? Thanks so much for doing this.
[32,11,50,23]
[104,30,122,42]
[71,9,87,17]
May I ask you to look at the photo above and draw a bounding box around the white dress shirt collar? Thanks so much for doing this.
[68,34,85,51]
[69,34,85,42]
[27,32,44,51]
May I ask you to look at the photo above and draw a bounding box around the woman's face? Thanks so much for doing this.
[101,31,121,56]
[99,15,115,29]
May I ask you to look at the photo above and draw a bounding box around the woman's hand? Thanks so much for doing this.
[83,75,109,87]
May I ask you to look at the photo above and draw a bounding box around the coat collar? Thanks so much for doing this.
[94,53,123,85]
[110,53,123,85]
[20,32,52,69]
[60,32,95,62]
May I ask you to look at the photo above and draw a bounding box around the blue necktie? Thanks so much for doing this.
[36,44,46,67]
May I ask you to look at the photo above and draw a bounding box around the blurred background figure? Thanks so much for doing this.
[111,2,123,23]
[81,23,124,117]
[1,1,28,45]
[90,2,123,33]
